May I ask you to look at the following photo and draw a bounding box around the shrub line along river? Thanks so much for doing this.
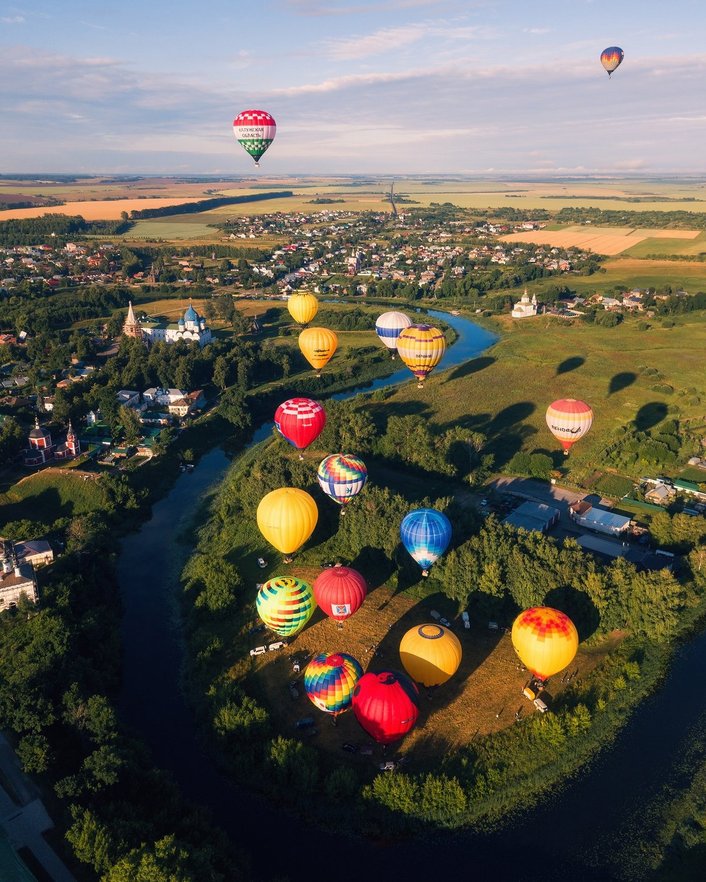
[117,311,706,882]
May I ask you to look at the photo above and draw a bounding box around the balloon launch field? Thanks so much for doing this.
[248,576,617,762]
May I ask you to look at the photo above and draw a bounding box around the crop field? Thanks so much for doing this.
[500,226,702,256]
[624,230,706,258]
[0,197,206,221]
[123,219,221,240]
[358,312,706,478]
[250,577,615,762]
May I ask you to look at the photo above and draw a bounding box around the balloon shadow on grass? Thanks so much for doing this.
[633,401,668,432]
[608,371,637,396]
[556,356,585,376]
[446,355,496,382]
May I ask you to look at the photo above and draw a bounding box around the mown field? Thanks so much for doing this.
[0,197,206,221]
[625,230,706,258]
[357,311,706,478]
[500,226,702,256]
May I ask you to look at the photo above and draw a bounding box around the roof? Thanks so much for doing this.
[0,829,37,881]
[504,501,560,533]
[674,479,702,492]
[184,304,199,322]
[575,506,632,532]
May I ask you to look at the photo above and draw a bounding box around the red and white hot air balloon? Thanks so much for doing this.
[233,109,276,166]
[545,399,593,455]
[274,398,326,452]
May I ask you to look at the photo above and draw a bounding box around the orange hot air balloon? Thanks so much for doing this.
[545,398,593,455]
[396,324,446,387]
[299,327,338,374]
[256,488,318,556]
[287,292,319,325]
[511,607,578,682]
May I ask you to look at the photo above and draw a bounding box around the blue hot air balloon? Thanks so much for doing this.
[400,508,452,575]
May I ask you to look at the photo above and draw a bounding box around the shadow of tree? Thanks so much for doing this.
[544,586,600,642]
[556,356,585,376]
[608,371,637,396]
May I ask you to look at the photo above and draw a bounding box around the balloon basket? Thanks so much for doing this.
[283,556,293,564]
[417,382,424,389]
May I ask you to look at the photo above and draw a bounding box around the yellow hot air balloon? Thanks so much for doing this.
[511,607,578,682]
[287,292,319,325]
[396,324,446,388]
[399,623,462,687]
[256,488,318,556]
[298,327,338,374]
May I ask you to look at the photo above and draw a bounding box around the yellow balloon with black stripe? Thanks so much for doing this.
[299,327,338,372]
[396,324,446,384]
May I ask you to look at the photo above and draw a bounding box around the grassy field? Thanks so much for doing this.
[0,197,208,221]
[0,468,106,530]
[249,578,616,762]
[625,230,706,258]
[124,219,221,240]
[529,258,706,295]
[357,311,706,478]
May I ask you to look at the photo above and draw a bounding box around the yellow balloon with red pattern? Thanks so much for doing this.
[511,607,578,681]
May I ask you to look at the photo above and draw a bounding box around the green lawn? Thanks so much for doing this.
[625,231,706,258]
[0,470,107,530]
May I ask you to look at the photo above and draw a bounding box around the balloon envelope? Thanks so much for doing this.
[287,293,319,325]
[399,624,462,687]
[396,324,446,382]
[317,453,368,505]
[400,508,452,570]
[352,670,419,744]
[313,566,367,621]
[304,652,363,714]
[233,109,276,164]
[274,398,326,450]
[299,327,338,372]
[600,46,624,75]
[256,488,318,555]
[256,576,314,637]
[512,607,578,681]
[375,311,412,352]
[546,399,593,453]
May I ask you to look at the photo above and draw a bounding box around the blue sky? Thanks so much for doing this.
[2,0,705,175]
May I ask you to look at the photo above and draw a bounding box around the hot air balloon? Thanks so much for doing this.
[274,398,326,452]
[375,311,412,358]
[545,398,593,455]
[287,292,318,326]
[399,624,462,687]
[400,508,452,575]
[298,327,338,375]
[256,576,314,637]
[600,46,624,77]
[352,670,419,744]
[233,109,276,166]
[256,488,318,557]
[304,652,363,715]
[396,324,446,387]
[317,453,367,507]
[313,566,367,622]
[511,607,578,683]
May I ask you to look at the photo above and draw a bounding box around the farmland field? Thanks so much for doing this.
[0,197,206,221]
[499,226,702,256]
[528,258,706,295]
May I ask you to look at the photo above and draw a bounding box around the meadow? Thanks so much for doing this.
[500,226,703,256]
[0,468,106,531]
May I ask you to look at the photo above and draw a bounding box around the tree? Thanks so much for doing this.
[218,388,251,432]
[120,405,142,446]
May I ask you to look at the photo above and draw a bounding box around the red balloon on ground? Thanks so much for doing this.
[313,566,367,621]
[352,670,419,744]
[274,398,326,450]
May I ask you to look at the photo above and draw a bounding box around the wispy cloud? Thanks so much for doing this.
[1,14,25,23]
[523,27,552,35]
[325,20,490,60]
[282,0,449,17]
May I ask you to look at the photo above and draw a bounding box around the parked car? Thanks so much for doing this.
[379,760,397,771]
[249,646,267,657]
[257,557,267,568]
[461,611,470,630]
[430,610,441,621]
[533,698,548,713]
[439,615,452,628]
[295,716,315,729]
[268,641,286,651]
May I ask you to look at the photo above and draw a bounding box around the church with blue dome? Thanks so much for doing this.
[135,300,213,348]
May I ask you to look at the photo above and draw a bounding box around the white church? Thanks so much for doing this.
[123,301,212,347]
[511,289,539,319]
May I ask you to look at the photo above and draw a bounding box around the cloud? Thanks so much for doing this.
[523,27,552,35]
[324,20,490,60]
[1,14,25,23]
[282,0,449,16]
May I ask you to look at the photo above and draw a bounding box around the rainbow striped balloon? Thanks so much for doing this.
[317,453,368,505]
[304,652,363,715]
[256,576,315,637]
[396,324,446,384]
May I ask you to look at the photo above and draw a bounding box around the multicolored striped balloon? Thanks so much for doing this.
[545,398,593,455]
[256,576,315,637]
[396,324,446,385]
[317,453,368,505]
[304,652,363,715]
[233,109,276,166]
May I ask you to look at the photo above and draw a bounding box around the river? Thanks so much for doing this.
[117,311,705,882]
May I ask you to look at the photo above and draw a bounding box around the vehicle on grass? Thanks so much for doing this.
[534,698,548,713]
[379,760,397,771]
[257,557,267,568]
[462,611,470,629]
[295,716,315,729]
[249,646,267,657]
[268,641,287,651]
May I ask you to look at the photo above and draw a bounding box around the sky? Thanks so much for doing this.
[2,0,706,175]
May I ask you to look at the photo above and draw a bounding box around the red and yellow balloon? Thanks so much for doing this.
[511,607,578,682]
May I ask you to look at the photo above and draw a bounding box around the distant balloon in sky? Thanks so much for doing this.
[233,109,276,166]
[600,47,624,77]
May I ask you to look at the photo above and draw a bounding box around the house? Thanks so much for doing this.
[644,483,675,506]
[116,390,141,409]
[0,542,38,607]
[569,500,632,536]
[13,539,53,568]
